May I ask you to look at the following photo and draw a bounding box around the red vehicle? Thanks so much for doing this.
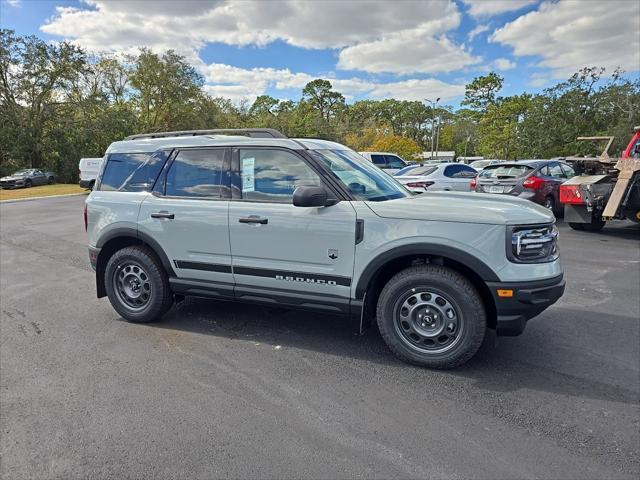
[559,127,640,231]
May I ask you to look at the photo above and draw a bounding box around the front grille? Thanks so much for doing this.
[508,224,559,263]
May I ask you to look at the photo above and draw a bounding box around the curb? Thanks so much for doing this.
[0,192,88,204]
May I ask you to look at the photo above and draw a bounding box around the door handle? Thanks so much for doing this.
[239,216,268,225]
[151,211,175,219]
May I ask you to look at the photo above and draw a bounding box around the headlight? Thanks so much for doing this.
[507,224,559,263]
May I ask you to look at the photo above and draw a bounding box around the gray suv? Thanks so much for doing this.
[86,129,565,368]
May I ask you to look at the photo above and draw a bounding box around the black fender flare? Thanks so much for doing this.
[354,243,500,299]
[96,227,176,285]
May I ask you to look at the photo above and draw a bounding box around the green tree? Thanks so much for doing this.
[301,79,345,122]
[462,72,504,111]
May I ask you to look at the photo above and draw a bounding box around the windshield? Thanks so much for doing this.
[470,160,490,169]
[394,165,438,177]
[479,164,533,179]
[308,149,411,202]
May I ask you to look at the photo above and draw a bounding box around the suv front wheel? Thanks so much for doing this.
[104,246,173,323]
[376,265,486,369]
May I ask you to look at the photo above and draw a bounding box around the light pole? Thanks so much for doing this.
[425,97,440,160]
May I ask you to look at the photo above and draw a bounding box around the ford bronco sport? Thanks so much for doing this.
[86,128,565,369]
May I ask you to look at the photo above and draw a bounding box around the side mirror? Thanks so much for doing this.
[293,185,334,207]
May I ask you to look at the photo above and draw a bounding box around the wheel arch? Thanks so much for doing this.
[95,228,175,298]
[356,244,499,329]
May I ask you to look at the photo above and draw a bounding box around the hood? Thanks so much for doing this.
[366,191,554,225]
[0,175,22,181]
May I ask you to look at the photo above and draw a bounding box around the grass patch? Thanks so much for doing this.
[0,183,87,201]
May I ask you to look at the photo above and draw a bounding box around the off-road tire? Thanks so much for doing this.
[376,265,486,369]
[105,246,173,323]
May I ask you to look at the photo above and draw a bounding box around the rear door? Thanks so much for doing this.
[228,147,357,312]
[137,147,234,294]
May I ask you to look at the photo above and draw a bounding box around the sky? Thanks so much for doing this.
[1,0,639,107]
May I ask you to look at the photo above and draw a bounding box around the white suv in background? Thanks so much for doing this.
[359,152,409,174]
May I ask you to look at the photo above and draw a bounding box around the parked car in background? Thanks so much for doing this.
[471,160,575,214]
[395,163,477,193]
[359,151,408,174]
[79,157,104,189]
[469,159,504,171]
[0,169,55,189]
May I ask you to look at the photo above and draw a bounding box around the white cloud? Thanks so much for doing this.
[468,24,490,41]
[492,58,516,71]
[4,0,22,6]
[337,25,480,75]
[491,0,640,77]
[42,0,450,50]
[200,63,465,103]
[463,0,538,18]
[41,0,476,76]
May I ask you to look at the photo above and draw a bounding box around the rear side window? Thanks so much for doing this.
[547,162,565,178]
[99,152,165,191]
[165,149,225,198]
[371,155,387,167]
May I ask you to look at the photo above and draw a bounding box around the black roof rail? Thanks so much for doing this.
[124,128,287,141]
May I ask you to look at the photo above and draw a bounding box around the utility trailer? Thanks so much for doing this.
[559,127,640,231]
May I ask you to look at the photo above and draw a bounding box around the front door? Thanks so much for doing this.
[137,147,234,295]
[228,148,357,312]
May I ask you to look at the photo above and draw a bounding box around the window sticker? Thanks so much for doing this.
[241,157,255,192]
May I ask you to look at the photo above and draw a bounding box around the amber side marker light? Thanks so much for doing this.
[497,289,514,298]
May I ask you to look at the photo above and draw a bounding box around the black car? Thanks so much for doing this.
[471,160,575,214]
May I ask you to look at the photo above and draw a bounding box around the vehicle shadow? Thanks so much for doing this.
[140,297,639,406]
[557,218,640,241]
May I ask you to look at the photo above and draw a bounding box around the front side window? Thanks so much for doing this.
[385,155,406,168]
[237,149,321,203]
[309,149,411,202]
[165,149,225,198]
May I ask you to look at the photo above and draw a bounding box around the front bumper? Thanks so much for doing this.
[487,274,565,336]
[0,181,24,189]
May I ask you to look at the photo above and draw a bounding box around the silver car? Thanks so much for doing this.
[86,129,564,369]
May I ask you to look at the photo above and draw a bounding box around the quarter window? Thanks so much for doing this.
[100,152,158,191]
[237,149,321,203]
[165,149,225,198]
[560,163,575,177]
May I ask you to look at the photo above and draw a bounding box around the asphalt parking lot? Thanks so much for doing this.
[1,195,639,479]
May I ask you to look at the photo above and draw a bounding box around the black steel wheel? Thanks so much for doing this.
[104,245,173,323]
[377,265,486,369]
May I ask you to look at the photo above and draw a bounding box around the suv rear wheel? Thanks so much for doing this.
[104,246,173,323]
[376,265,486,369]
